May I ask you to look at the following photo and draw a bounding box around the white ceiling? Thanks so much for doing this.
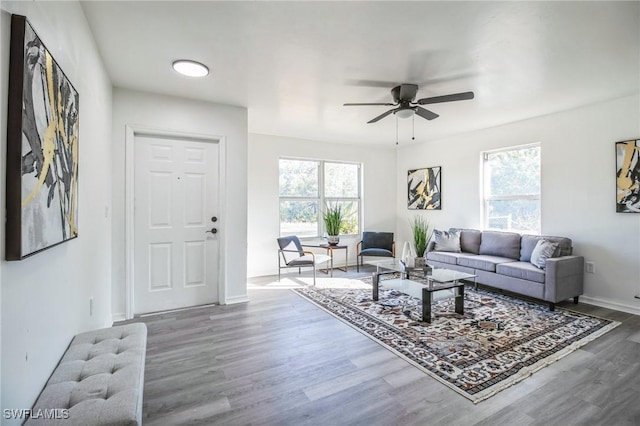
[81,1,640,146]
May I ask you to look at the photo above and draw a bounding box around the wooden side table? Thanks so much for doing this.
[319,244,348,273]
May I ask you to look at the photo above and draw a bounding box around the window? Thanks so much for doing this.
[279,158,361,237]
[482,144,540,234]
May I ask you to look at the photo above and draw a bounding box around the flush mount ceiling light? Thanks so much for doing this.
[172,60,209,77]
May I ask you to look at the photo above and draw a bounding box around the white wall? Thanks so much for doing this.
[248,133,397,277]
[111,88,248,318]
[396,94,640,313]
[0,2,113,420]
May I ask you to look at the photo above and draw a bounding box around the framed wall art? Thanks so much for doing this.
[616,139,640,213]
[408,166,441,210]
[6,15,79,260]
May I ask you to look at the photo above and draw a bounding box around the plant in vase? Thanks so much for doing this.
[410,216,430,268]
[323,204,344,246]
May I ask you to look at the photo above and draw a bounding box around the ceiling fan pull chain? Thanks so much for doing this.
[395,116,399,145]
[412,114,415,141]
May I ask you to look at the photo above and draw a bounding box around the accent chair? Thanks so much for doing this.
[277,235,332,285]
[356,231,395,272]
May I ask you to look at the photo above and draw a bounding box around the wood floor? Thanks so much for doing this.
[119,268,640,425]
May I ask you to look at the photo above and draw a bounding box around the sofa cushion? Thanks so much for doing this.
[433,229,461,252]
[543,236,572,256]
[360,248,393,257]
[450,228,481,254]
[479,231,521,259]
[496,261,546,283]
[520,235,543,262]
[520,235,573,261]
[457,255,517,272]
[427,251,476,266]
[530,239,559,269]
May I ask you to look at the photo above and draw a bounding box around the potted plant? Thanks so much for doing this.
[323,204,344,246]
[410,216,429,267]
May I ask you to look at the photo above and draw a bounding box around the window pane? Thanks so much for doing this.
[487,147,540,196]
[280,200,318,237]
[486,199,540,233]
[279,159,318,197]
[329,200,359,235]
[324,163,358,198]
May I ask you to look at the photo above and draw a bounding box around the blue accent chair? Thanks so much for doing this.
[356,231,395,272]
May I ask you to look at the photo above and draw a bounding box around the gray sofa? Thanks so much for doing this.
[425,228,584,310]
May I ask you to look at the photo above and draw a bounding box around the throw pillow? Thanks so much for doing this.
[433,229,462,253]
[530,239,559,269]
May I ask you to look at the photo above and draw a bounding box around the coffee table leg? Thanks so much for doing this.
[372,273,379,301]
[455,284,464,316]
[422,288,432,323]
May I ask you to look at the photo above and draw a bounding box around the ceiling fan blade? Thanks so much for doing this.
[367,108,397,123]
[417,91,475,105]
[344,79,399,88]
[415,106,439,120]
[343,102,395,106]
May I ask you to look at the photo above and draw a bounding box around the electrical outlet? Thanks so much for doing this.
[89,297,94,316]
[585,262,595,274]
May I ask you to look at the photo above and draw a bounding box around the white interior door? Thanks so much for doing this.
[134,135,219,314]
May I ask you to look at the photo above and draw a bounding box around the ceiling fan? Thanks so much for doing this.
[344,84,474,123]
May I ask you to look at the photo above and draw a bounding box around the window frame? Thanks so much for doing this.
[278,157,362,238]
[481,143,541,234]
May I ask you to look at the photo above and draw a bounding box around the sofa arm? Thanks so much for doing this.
[544,255,584,303]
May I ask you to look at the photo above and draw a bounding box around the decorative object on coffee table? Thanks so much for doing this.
[410,215,429,267]
[323,204,344,245]
[6,14,79,260]
[616,139,640,213]
[408,166,441,210]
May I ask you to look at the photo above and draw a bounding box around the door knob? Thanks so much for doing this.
[211,216,218,222]
[206,228,218,234]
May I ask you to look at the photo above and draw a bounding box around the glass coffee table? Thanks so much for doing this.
[367,259,476,323]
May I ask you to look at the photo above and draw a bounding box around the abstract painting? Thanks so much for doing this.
[616,140,640,213]
[6,15,79,260]
[408,166,441,210]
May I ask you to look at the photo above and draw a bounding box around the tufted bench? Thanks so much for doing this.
[26,323,147,426]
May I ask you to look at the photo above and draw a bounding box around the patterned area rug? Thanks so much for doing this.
[292,278,620,403]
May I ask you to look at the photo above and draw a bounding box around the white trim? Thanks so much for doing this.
[224,295,250,305]
[112,313,126,323]
[124,126,135,319]
[218,136,228,305]
[580,294,640,316]
[124,125,226,319]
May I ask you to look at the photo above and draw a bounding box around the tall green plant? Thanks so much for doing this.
[410,216,430,257]
[323,204,344,236]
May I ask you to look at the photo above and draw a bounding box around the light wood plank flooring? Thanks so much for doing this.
[118,268,640,425]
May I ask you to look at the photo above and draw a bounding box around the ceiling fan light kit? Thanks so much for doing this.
[394,108,414,119]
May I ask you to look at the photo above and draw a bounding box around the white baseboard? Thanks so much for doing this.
[224,294,249,305]
[112,313,126,323]
[580,295,640,316]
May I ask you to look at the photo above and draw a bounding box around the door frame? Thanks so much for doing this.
[124,125,226,319]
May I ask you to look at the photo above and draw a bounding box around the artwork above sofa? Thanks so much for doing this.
[425,228,584,310]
